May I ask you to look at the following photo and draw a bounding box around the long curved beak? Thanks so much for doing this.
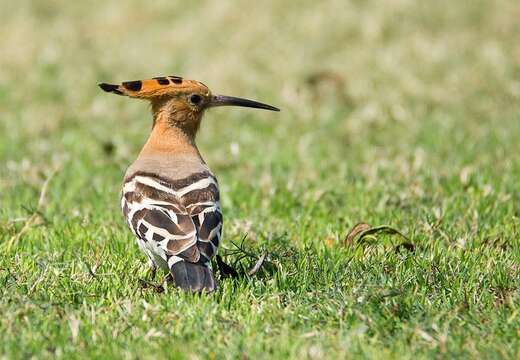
[208,95,280,111]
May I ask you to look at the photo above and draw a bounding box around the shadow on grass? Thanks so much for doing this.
[214,234,285,282]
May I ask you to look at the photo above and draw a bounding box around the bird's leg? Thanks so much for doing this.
[147,259,157,281]
[159,273,173,293]
[139,259,156,284]
[162,273,173,284]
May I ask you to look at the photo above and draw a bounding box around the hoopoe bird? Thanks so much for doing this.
[99,76,279,292]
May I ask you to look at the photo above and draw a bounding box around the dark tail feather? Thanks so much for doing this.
[170,261,217,293]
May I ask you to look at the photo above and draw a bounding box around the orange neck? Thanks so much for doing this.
[139,117,201,158]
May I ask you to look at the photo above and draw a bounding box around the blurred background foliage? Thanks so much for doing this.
[2,0,520,239]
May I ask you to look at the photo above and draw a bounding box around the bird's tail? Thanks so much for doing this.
[170,261,217,293]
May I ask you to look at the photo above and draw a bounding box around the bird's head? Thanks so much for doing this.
[99,76,279,137]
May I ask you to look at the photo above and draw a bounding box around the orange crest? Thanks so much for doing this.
[99,76,210,100]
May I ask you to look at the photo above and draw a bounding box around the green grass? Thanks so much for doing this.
[1,0,519,358]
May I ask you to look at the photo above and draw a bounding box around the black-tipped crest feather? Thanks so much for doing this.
[98,83,123,95]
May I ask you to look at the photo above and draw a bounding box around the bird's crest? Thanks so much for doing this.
[98,76,210,100]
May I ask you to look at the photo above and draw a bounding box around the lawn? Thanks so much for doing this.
[1,0,519,358]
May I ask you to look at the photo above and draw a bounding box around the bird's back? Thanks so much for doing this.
[121,153,222,292]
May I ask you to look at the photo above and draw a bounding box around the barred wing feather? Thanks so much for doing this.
[122,171,222,268]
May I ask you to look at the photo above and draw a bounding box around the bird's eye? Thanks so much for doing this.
[188,94,203,105]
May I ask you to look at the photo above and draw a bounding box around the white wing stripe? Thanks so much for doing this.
[168,256,183,267]
[186,201,218,208]
[176,177,217,196]
[125,176,218,198]
[134,176,177,194]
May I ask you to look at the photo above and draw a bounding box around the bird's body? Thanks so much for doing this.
[99,76,278,292]
[121,124,222,291]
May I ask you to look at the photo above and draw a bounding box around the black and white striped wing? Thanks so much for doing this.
[189,201,222,263]
[122,172,222,268]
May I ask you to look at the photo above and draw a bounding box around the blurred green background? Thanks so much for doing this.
[0,1,519,358]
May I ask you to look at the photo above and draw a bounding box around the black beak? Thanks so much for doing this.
[208,95,280,112]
